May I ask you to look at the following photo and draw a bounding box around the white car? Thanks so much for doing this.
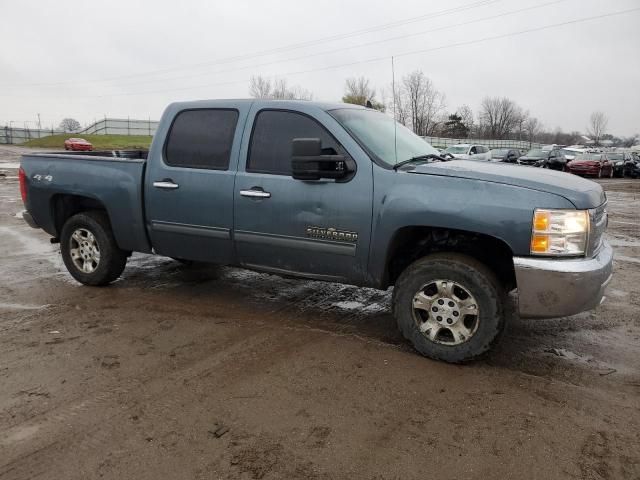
[561,148,585,162]
[443,144,492,161]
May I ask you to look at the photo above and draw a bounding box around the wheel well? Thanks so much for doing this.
[384,226,516,291]
[50,194,109,236]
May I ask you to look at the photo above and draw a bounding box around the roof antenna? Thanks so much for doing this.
[391,56,398,165]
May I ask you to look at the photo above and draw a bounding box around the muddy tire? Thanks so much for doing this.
[392,253,507,363]
[60,211,128,286]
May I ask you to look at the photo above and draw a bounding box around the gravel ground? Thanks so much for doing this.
[1,146,639,480]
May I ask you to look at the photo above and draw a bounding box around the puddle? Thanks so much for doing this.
[615,255,640,264]
[0,162,20,169]
[0,302,50,310]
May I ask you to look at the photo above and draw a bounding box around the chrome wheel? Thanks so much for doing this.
[411,279,479,345]
[69,228,100,273]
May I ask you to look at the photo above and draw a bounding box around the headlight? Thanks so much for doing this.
[530,209,589,256]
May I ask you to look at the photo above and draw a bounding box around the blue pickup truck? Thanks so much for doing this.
[19,100,613,362]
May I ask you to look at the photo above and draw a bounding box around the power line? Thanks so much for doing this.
[91,0,569,91]
[99,6,640,98]
[1,0,501,89]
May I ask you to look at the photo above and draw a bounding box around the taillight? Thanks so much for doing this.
[18,167,27,204]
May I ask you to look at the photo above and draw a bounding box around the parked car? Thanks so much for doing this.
[489,148,520,163]
[561,148,584,162]
[443,144,491,161]
[64,138,93,151]
[19,99,612,363]
[605,152,631,178]
[623,158,640,178]
[566,153,614,178]
[518,148,566,170]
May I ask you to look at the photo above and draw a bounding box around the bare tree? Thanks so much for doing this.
[342,76,384,110]
[391,70,446,136]
[588,111,608,145]
[248,75,312,100]
[59,118,81,132]
[524,117,542,142]
[249,75,272,98]
[457,104,475,137]
[514,109,529,140]
[479,97,522,139]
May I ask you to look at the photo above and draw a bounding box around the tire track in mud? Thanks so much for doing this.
[0,323,324,479]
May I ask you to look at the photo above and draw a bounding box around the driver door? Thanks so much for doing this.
[233,105,373,284]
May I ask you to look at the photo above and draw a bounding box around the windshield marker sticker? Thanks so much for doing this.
[306,226,358,243]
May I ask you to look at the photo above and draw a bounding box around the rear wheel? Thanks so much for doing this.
[60,211,128,286]
[392,253,507,363]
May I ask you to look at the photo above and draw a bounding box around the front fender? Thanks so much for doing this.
[367,169,575,287]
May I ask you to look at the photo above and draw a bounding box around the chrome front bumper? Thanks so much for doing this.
[513,241,613,318]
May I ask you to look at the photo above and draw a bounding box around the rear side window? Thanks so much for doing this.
[165,109,239,170]
[247,110,340,175]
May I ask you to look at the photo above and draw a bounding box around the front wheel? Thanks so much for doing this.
[60,211,128,286]
[392,253,507,363]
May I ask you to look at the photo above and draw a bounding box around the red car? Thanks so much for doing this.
[565,152,614,178]
[64,138,93,151]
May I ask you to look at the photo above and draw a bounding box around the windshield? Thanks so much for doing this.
[444,146,470,154]
[330,108,439,167]
[562,149,580,156]
[525,149,546,158]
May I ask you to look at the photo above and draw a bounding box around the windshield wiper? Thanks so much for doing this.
[393,154,448,170]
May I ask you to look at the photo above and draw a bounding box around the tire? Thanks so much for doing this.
[392,253,507,363]
[60,211,128,286]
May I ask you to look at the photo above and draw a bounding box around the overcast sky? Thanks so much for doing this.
[1,0,639,136]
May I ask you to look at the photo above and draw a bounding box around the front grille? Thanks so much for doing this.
[588,202,607,256]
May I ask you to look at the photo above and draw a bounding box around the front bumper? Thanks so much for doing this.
[513,241,613,318]
[567,165,599,175]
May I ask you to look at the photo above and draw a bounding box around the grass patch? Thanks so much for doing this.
[23,134,153,150]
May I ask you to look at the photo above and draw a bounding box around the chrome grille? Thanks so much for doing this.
[588,202,607,257]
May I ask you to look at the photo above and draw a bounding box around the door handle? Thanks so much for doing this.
[240,189,271,199]
[153,180,179,190]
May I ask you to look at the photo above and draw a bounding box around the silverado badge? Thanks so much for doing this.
[306,226,358,243]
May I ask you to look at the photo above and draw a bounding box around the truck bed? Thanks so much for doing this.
[20,151,152,253]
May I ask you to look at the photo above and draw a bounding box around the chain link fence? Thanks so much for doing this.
[1,118,159,144]
[424,136,541,150]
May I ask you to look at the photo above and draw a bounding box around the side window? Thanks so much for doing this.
[165,109,239,170]
[470,146,477,154]
[247,110,340,175]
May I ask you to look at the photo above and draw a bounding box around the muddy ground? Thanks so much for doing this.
[0,146,638,479]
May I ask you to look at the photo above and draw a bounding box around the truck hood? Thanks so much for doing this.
[405,160,605,209]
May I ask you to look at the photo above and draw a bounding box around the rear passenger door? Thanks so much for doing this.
[233,105,373,284]
[144,104,249,263]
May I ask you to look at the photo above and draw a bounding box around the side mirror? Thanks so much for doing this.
[291,138,353,181]
[469,151,475,156]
